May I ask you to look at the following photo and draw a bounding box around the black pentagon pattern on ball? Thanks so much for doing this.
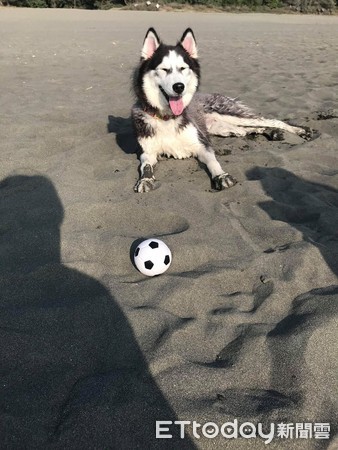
[135,247,140,257]
[144,260,154,270]
[164,255,170,265]
[149,241,159,249]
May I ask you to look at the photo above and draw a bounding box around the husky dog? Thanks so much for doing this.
[132,28,308,193]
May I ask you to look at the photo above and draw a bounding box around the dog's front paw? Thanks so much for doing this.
[213,173,237,190]
[134,177,156,193]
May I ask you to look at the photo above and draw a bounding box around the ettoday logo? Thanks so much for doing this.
[156,420,330,444]
[156,420,275,444]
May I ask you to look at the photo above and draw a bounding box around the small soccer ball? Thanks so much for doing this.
[134,238,172,277]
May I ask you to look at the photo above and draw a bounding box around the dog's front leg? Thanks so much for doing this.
[134,152,158,193]
[197,148,237,190]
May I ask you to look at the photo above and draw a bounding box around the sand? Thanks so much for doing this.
[0,8,337,449]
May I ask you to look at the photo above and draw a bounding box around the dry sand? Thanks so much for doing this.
[0,8,338,449]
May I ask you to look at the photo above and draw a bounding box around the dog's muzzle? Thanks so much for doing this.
[159,85,185,116]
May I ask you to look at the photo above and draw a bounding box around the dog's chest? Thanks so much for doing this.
[143,115,202,159]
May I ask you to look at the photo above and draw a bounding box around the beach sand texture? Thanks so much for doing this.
[0,8,338,449]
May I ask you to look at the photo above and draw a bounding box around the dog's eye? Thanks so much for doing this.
[180,67,188,72]
[159,68,170,73]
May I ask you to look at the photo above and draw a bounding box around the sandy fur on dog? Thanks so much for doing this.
[0,8,338,449]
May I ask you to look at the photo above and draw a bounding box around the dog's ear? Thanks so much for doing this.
[179,28,198,59]
[141,28,161,60]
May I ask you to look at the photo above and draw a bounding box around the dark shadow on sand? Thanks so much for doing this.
[266,285,338,432]
[245,167,338,435]
[0,175,195,449]
[107,115,140,155]
[246,166,338,276]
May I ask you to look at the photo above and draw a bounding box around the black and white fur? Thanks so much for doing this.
[132,28,308,193]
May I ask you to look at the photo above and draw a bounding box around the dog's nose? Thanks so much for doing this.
[172,82,185,94]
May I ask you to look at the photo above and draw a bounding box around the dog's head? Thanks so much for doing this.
[134,28,200,116]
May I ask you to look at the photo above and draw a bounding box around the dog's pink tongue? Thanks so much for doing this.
[169,97,184,116]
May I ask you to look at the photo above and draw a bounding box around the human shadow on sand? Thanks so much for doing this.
[246,166,338,276]
[0,175,195,449]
